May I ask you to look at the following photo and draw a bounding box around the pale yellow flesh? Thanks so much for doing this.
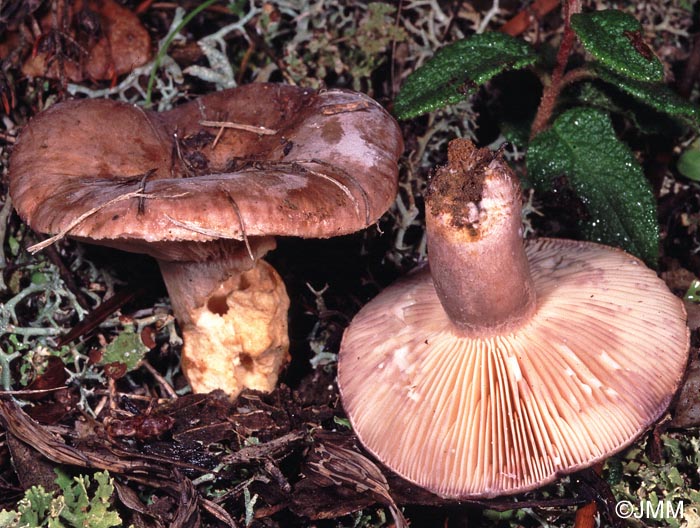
[181,259,290,397]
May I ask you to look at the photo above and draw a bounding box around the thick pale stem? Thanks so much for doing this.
[157,237,290,396]
[425,139,535,335]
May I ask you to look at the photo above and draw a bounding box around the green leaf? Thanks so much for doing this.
[678,146,700,181]
[571,10,664,82]
[569,80,686,137]
[8,235,19,257]
[594,66,700,129]
[333,416,352,429]
[394,32,536,119]
[684,279,700,302]
[527,107,659,265]
[30,272,49,285]
[100,331,148,372]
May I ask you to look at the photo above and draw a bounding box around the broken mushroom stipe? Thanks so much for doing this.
[337,139,689,498]
[10,83,403,398]
[425,140,536,335]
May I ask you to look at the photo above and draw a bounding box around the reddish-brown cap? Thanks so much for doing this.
[9,84,403,259]
[337,238,689,498]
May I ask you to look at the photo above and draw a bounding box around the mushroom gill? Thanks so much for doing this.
[337,139,689,498]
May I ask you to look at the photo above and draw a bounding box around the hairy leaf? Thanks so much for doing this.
[394,32,536,119]
[570,81,686,137]
[571,10,664,82]
[528,107,659,265]
[594,66,700,130]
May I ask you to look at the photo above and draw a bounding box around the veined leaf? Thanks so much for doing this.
[570,81,686,137]
[571,10,664,82]
[594,66,700,130]
[394,32,536,120]
[528,107,659,265]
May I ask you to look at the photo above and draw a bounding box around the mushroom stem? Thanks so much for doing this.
[425,139,535,335]
[157,237,290,396]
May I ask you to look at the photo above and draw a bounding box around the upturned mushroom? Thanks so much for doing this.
[337,139,689,498]
[10,83,403,397]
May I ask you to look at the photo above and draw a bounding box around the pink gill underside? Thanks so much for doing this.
[338,238,689,498]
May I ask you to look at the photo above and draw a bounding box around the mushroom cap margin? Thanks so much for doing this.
[9,84,403,250]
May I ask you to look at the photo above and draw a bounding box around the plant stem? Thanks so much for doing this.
[0,196,12,274]
[531,65,597,123]
[529,0,582,140]
[4,326,63,336]
[0,348,20,390]
[145,0,220,108]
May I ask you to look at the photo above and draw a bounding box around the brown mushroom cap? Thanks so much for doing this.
[9,83,403,398]
[9,84,402,255]
[338,239,689,498]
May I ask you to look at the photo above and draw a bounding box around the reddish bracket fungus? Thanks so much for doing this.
[10,83,403,397]
[337,139,689,498]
